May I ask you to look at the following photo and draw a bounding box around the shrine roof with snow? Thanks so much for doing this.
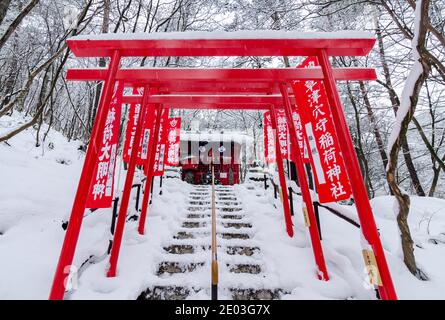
[180,130,254,145]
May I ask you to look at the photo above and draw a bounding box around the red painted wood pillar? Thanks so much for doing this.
[107,84,152,277]
[138,104,163,235]
[280,83,329,280]
[49,50,121,300]
[317,49,397,300]
[269,104,294,238]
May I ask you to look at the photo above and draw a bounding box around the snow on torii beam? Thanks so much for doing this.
[67,30,375,57]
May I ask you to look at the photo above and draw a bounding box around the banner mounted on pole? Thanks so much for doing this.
[123,87,144,164]
[291,107,310,163]
[275,109,290,159]
[137,103,157,166]
[86,81,124,208]
[152,107,169,176]
[164,117,181,166]
[292,57,351,203]
[263,111,276,164]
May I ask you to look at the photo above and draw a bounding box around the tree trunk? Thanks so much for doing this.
[0,0,11,25]
[0,0,40,50]
[375,13,425,196]
[428,166,440,197]
[384,0,431,279]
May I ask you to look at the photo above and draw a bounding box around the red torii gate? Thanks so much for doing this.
[50,31,397,300]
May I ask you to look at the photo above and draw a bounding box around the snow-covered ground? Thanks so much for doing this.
[1,113,444,299]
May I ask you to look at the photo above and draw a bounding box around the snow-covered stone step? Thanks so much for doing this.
[159,250,261,264]
[173,230,252,240]
[223,222,252,229]
[226,245,260,256]
[187,200,210,205]
[157,260,261,276]
[181,221,252,230]
[164,244,199,254]
[217,197,237,201]
[188,194,210,198]
[230,288,287,300]
[175,226,254,235]
[187,204,243,210]
[137,286,287,300]
[185,208,245,213]
[167,237,260,248]
[186,206,211,211]
[181,215,251,224]
[217,202,242,206]
[220,232,251,240]
[163,244,260,257]
[181,218,252,228]
[218,207,243,212]
[181,221,203,228]
[185,213,246,219]
[137,286,197,300]
[157,261,205,275]
[187,197,211,201]
[228,263,261,274]
[220,214,246,220]
[188,200,241,206]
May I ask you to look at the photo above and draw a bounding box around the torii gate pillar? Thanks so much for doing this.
[317,49,397,300]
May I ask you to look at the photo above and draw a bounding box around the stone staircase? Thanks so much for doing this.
[138,185,286,300]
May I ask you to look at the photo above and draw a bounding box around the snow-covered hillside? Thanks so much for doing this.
[0,113,444,299]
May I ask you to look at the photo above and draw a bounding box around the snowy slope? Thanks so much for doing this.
[1,113,444,299]
[0,113,83,299]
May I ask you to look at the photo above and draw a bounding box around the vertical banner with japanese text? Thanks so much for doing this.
[291,107,310,163]
[122,87,144,164]
[138,104,156,166]
[86,81,124,208]
[152,107,169,176]
[165,117,181,166]
[263,111,276,164]
[291,57,351,203]
[275,109,290,159]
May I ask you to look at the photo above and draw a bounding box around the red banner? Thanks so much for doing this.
[164,117,181,166]
[291,108,310,163]
[86,81,124,208]
[292,57,351,203]
[152,108,169,176]
[263,111,276,164]
[122,87,144,164]
[275,109,290,159]
[138,104,157,166]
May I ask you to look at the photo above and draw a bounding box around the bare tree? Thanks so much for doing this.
[0,0,40,50]
[385,0,431,278]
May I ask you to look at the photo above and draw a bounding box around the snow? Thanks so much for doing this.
[69,30,375,42]
[1,112,445,299]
